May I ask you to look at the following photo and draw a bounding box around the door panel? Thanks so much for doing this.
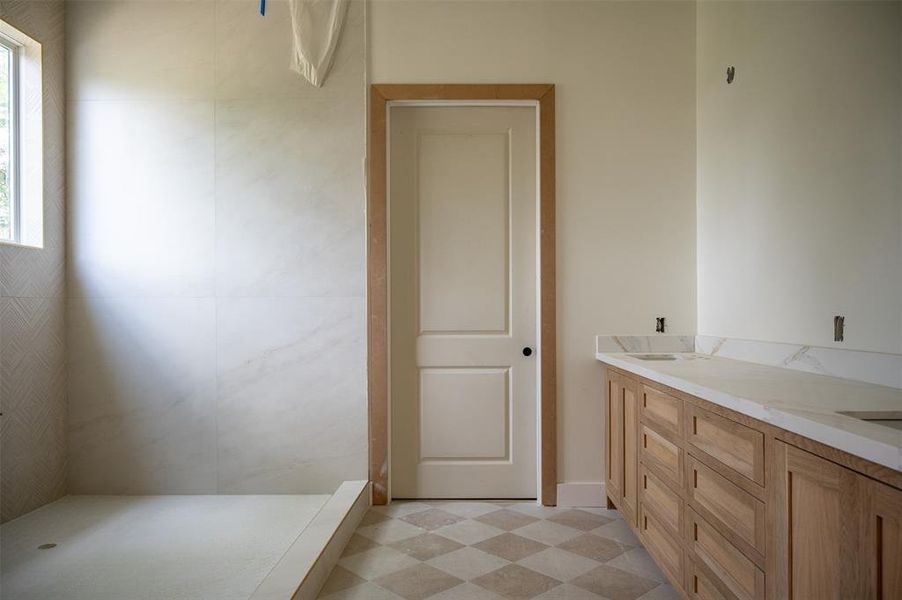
[419,368,509,460]
[418,132,509,333]
[390,106,537,498]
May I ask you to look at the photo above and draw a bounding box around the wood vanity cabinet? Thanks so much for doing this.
[770,441,902,599]
[602,365,902,600]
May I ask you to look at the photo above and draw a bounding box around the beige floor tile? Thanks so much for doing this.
[339,546,421,580]
[637,584,681,600]
[434,519,506,546]
[427,546,511,581]
[473,564,562,599]
[319,566,366,596]
[605,547,666,584]
[476,509,540,531]
[546,510,612,532]
[320,581,405,600]
[375,564,464,600]
[372,502,434,518]
[357,519,427,544]
[428,582,507,600]
[361,510,393,527]
[532,583,606,599]
[507,503,566,519]
[474,533,549,562]
[516,548,601,582]
[390,532,464,561]
[342,533,381,557]
[591,519,640,547]
[577,508,621,519]
[401,509,466,531]
[570,565,658,600]
[557,534,629,562]
[432,502,506,519]
[514,520,583,546]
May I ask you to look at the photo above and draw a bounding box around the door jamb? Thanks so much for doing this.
[368,84,556,506]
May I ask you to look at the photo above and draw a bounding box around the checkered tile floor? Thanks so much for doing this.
[317,501,679,600]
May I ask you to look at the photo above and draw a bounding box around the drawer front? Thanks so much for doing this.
[688,510,765,600]
[641,385,682,437]
[687,405,765,486]
[641,424,683,489]
[688,560,731,600]
[638,502,683,589]
[639,463,681,537]
[687,456,766,554]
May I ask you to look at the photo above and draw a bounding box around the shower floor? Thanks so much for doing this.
[0,494,330,600]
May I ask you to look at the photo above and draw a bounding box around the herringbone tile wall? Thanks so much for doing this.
[0,0,67,523]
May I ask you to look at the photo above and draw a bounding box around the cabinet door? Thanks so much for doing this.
[621,375,639,526]
[769,441,864,599]
[862,477,902,598]
[605,370,623,505]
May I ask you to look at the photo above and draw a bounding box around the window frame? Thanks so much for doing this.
[0,31,21,243]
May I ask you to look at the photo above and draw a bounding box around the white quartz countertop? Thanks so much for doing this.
[596,352,902,471]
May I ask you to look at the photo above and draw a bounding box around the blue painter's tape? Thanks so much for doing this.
[260,0,266,16]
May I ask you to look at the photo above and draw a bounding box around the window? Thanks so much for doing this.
[0,33,18,242]
[0,20,42,247]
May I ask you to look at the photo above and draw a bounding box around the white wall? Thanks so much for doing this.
[0,0,67,523]
[369,1,698,484]
[65,0,367,493]
[697,1,902,354]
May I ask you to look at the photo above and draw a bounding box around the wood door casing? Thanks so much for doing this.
[368,84,556,506]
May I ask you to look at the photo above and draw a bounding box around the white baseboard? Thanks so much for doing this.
[556,482,607,507]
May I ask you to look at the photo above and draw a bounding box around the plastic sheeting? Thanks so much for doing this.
[289,0,349,87]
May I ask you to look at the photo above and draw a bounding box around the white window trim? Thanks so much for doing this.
[0,18,42,249]
[0,32,22,243]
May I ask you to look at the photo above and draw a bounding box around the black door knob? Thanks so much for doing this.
[522,347,533,357]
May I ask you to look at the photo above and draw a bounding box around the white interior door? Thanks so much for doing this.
[390,105,537,498]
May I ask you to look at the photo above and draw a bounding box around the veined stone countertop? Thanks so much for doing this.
[595,351,902,472]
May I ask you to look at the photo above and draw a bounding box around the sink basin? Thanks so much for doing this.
[837,411,902,432]
[627,353,709,361]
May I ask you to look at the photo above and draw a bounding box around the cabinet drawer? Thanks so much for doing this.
[638,502,683,589]
[641,385,682,437]
[688,560,730,600]
[688,509,765,600]
[641,424,683,490]
[639,463,682,538]
[687,456,765,555]
[686,405,765,486]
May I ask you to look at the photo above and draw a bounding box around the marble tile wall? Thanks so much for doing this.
[65,0,367,494]
[0,1,68,523]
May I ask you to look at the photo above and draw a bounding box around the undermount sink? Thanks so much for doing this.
[627,353,709,361]
[836,411,902,432]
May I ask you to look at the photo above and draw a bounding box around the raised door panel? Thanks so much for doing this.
[640,463,682,538]
[639,502,684,591]
[688,510,765,600]
[863,477,902,598]
[687,405,764,486]
[687,456,766,556]
[641,424,683,490]
[770,441,862,600]
[622,375,640,525]
[605,370,623,505]
[688,559,732,600]
[641,385,682,438]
